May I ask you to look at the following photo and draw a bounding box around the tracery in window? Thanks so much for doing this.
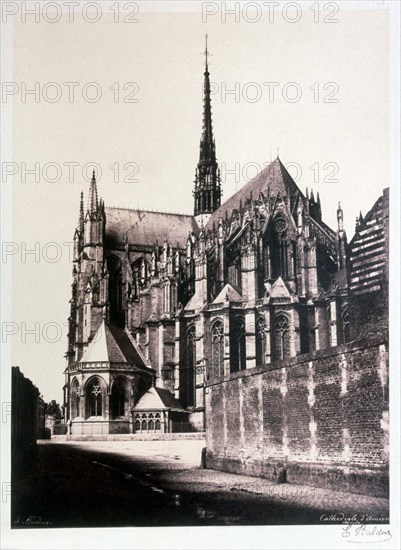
[87,377,103,417]
[273,314,290,360]
[256,317,265,366]
[212,321,224,378]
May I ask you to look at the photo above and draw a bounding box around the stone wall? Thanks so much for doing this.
[205,339,389,497]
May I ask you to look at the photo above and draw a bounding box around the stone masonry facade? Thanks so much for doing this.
[205,187,390,497]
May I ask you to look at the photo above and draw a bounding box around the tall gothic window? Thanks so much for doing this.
[271,217,289,279]
[107,255,124,327]
[71,379,80,419]
[212,321,224,378]
[184,327,196,408]
[256,317,265,366]
[230,316,246,373]
[87,377,103,417]
[273,314,290,361]
[342,307,351,344]
[111,377,127,418]
[226,242,241,290]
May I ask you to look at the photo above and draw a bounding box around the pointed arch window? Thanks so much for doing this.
[212,321,224,378]
[107,255,124,326]
[270,217,290,279]
[230,316,246,373]
[71,379,80,419]
[134,412,163,433]
[256,317,265,366]
[342,307,351,344]
[227,242,241,289]
[273,314,290,361]
[111,377,127,418]
[87,377,103,417]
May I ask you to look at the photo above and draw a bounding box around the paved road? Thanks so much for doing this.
[11,440,389,528]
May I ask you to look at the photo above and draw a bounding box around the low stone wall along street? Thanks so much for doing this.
[205,338,389,497]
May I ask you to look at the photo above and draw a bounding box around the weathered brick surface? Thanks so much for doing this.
[242,376,260,454]
[314,356,343,462]
[262,371,284,459]
[345,347,385,465]
[205,339,389,497]
[225,380,241,457]
[286,363,310,459]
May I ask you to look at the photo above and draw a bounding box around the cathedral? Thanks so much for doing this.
[63,46,351,436]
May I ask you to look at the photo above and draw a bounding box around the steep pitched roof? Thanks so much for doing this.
[105,207,199,248]
[134,386,185,411]
[206,158,304,229]
[329,268,348,290]
[268,277,292,299]
[184,290,205,311]
[213,283,242,303]
[81,320,148,369]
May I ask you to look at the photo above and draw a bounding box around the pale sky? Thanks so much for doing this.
[5,1,394,403]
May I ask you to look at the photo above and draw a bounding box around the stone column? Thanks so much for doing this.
[329,299,338,347]
[173,317,181,400]
[307,361,318,460]
[245,309,256,369]
[223,304,231,377]
[195,314,206,409]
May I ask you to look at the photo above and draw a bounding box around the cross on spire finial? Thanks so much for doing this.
[204,34,210,70]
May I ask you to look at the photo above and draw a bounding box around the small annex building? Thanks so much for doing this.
[133,386,189,434]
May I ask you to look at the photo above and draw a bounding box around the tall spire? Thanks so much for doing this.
[316,191,322,218]
[205,33,209,71]
[194,35,221,221]
[78,191,84,232]
[337,201,347,269]
[88,169,98,213]
[200,34,214,165]
[337,201,344,231]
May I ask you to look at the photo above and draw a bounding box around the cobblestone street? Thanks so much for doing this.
[11,439,389,528]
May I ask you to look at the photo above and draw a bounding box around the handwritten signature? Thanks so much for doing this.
[342,524,392,544]
[13,515,52,527]
[320,513,389,524]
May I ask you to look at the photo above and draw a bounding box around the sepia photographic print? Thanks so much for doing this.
[1,1,400,549]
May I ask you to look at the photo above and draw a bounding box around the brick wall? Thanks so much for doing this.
[347,188,389,341]
[205,339,389,497]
